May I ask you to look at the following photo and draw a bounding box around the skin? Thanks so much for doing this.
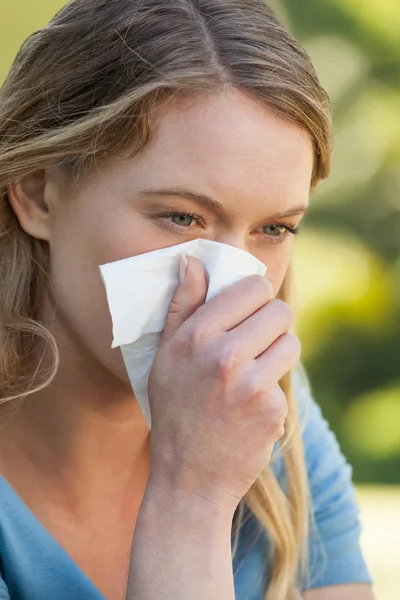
[2,90,373,600]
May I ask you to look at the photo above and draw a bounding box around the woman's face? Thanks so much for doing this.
[12,90,314,384]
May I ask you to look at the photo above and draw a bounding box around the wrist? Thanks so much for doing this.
[130,474,236,600]
[144,472,236,530]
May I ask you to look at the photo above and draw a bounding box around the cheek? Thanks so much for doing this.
[48,243,129,382]
[46,195,180,382]
[45,205,141,382]
[260,243,293,297]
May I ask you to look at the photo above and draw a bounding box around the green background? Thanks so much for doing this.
[1,0,399,485]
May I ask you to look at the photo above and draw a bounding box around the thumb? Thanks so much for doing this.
[162,254,208,343]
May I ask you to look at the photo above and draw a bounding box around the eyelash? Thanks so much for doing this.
[272,223,300,236]
[156,211,300,241]
[156,210,206,229]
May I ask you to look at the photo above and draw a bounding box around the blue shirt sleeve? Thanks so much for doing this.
[0,576,10,600]
[294,368,373,589]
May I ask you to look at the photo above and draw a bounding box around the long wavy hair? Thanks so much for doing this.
[0,1,332,598]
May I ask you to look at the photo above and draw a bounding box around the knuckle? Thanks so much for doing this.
[245,275,273,301]
[244,374,265,398]
[244,379,288,436]
[215,343,242,377]
[168,298,182,316]
[186,321,212,348]
[276,426,286,441]
[264,385,288,430]
[270,385,288,417]
[170,321,212,358]
[270,299,294,328]
[284,332,302,362]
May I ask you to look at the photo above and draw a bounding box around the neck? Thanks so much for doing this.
[0,318,151,513]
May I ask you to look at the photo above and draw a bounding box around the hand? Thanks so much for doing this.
[147,255,300,514]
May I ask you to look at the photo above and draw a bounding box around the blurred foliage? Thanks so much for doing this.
[0,1,399,484]
[278,0,400,484]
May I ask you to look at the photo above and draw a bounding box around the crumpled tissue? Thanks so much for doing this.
[100,239,267,428]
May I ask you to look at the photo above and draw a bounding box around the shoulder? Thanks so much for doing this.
[292,364,347,474]
[291,365,372,589]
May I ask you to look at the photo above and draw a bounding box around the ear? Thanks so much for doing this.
[8,172,51,242]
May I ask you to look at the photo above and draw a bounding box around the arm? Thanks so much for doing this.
[125,260,298,599]
[126,480,235,600]
[303,583,374,600]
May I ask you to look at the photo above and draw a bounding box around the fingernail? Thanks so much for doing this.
[179,253,188,283]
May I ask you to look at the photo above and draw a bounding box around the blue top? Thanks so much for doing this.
[0,371,372,599]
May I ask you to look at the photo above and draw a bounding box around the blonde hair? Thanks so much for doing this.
[0,1,332,598]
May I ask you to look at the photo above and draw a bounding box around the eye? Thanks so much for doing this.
[263,224,287,237]
[257,222,300,244]
[154,210,206,232]
[171,213,195,227]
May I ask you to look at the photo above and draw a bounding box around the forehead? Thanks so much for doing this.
[93,90,314,213]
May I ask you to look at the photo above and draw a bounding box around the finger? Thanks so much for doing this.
[259,384,288,442]
[246,332,301,388]
[161,255,208,343]
[180,274,273,337]
[225,300,294,361]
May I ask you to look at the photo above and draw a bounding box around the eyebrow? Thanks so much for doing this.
[139,187,307,220]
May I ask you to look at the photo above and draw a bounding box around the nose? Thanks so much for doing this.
[212,232,247,253]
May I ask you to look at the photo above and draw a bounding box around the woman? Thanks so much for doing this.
[0,1,373,599]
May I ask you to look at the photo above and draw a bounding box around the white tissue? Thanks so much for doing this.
[100,239,267,427]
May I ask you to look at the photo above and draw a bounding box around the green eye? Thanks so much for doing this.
[263,224,286,237]
[171,214,194,227]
